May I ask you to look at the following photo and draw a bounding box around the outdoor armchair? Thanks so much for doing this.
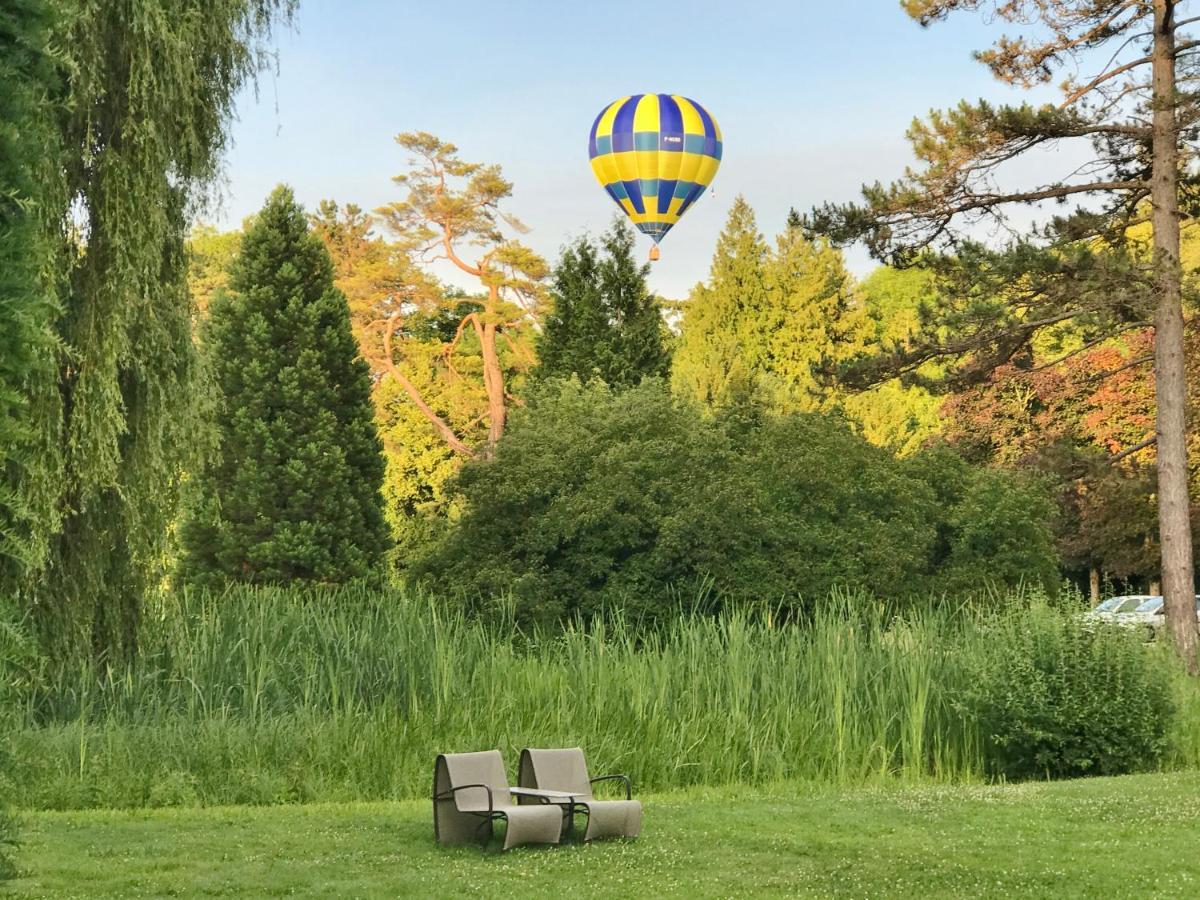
[432,750,563,850]
[517,747,642,841]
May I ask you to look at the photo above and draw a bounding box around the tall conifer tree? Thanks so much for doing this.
[538,219,669,387]
[181,187,389,586]
[806,0,1200,669]
[673,197,865,413]
[671,197,769,409]
[760,220,869,413]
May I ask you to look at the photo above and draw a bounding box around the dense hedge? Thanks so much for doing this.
[413,379,1059,624]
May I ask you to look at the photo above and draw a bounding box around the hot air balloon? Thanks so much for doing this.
[588,94,722,261]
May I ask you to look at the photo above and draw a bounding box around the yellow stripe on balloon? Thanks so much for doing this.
[633,94,660,132]
[595,97,626,140]
[674,96,704,136]
[693,154,721,187]
[612,149,638,186]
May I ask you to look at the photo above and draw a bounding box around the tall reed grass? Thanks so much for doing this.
[2,585,1195,810]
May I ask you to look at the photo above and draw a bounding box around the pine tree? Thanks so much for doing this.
[807,0,1200,670]
[375,133,547,458]
[671,197,769,409]
[538,218,669,388]
[181,187,389,585]
[673,197,865,413]
[759,221,869,413]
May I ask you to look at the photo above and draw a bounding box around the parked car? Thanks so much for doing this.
[1143,596,1200,637]
[1084,595,1153,623]
[1123,596,1164,632]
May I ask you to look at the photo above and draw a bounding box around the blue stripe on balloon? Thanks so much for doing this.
[688,97,716,139]
[623,178,646,215]
[677,182,707,216]
[595,135,613,155]
[658,94,684,153]
[588,108,604,157]
[686,98,719,157]
[657,179,677,215]
[659,94,683,134]
[611,94,642,143]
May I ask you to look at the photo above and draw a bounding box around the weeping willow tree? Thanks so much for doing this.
[24,0,296,660]
[0,0,64,601]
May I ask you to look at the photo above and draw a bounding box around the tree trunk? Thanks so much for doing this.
[1089,567,1101,607]
[480,288,508,457]
[1151,0,1198,673]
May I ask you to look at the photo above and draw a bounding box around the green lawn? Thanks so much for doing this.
[6,772,1200,898]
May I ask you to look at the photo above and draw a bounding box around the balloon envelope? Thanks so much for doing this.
[588,94,722,245]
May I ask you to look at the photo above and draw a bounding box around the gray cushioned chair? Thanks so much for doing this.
[518,747,642,841]
[433,750,562,850]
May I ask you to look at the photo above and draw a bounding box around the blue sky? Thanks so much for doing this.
[216,0,1058,298]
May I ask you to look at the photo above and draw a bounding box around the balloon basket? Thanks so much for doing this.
[649,245,660,262]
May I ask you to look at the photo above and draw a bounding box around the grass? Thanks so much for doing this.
[5,772,1200,898]
[4,585,1198,810]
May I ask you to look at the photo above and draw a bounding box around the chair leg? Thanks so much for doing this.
[560,803,574,842]
[474,815,494,849]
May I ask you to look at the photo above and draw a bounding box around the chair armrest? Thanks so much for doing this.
[589,773,632,800]
[434,783,494,814]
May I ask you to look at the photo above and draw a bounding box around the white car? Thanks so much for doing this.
[1084,594,1153,623]
[1142,596,1200,636]
[1123,596,1164,630]
[1109,595,1200,638]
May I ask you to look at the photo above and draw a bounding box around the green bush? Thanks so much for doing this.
[906,447,1060,599]
[413,379,1060,624]
[413,380,941,622]
[963,606,1175,780]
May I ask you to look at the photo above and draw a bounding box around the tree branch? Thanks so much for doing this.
[380,315,476,458]
[1060,54,1151,108]
[442,313,481,385]
[441,227,482,277]
[1078,352,1154,383]
[1110,435,1156,464]
[940,180,1147,216]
